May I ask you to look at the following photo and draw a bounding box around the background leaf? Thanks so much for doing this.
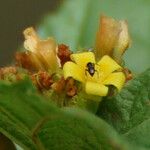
[97,68,150,149]
[38,0,150,73]
[124,119,150,149]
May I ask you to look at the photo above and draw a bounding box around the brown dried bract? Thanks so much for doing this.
[57,44,72,66]
[31,71,53,90]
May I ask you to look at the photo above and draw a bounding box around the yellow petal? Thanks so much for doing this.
[63,61,85,82]
[85,81,108,96]
[70,52,95,68]
[97,55,122,79]
[103,72,125,91]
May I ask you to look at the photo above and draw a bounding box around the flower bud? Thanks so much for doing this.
[95,15,131,64]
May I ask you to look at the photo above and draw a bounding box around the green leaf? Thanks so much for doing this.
[124,118,150,149]
[37,108,134,150]
[97,68,150,148]
[0,79,138,150]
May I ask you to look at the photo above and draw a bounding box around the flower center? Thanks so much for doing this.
[85,62,96,77]
[85,62,101,83]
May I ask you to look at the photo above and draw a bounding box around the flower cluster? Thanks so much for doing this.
[0,15,132,108]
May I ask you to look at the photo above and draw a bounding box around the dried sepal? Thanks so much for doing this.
[95,15,131,63]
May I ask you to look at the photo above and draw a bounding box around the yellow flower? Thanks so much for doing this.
[63,52,125,97]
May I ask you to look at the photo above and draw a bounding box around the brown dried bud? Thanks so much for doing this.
[51,77,66,93]
[57,44,72,66]
[0,66,28,82]
[51,77,77,97]
[0,67,17,75]
[31,71,53,90]
[0,67,17,79]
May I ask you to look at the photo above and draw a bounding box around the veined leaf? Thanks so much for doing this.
[97,68,150,148]
[124,118,150,149]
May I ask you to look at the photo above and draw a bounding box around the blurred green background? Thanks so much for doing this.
[0,0,150,74]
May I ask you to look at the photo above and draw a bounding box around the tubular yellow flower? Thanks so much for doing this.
[95,15,131,63]
[63,52,125,97]
[23,27,60,73]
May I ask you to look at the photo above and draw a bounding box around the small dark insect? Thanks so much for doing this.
[85,62,98,77]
